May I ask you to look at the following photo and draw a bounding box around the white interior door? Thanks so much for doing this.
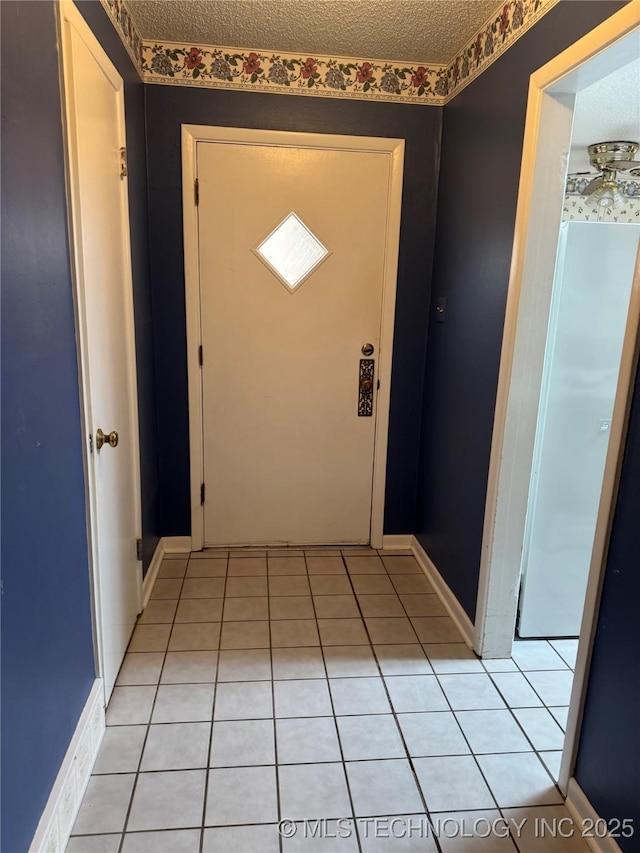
[61,3,142,701]
[196,138,397,546]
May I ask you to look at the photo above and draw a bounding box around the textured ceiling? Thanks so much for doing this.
[569,58,640,173]
[127,0,500,65]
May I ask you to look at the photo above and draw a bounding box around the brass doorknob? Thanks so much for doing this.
[96,428,119,450]
[359,377,373,393]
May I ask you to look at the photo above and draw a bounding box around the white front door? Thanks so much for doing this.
[195,134,402,546]
[61,3,142,700]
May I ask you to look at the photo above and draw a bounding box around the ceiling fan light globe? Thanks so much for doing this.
[611,188,625,209]
[585,190,602,209]
[586,181,620,209]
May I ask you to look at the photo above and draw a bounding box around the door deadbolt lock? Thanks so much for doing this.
[96,428,119,450]
[361,343,375,356]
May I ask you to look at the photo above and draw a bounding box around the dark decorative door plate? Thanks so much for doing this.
[358,359,375,416]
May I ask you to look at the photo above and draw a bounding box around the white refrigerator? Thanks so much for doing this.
[518,220,640,638]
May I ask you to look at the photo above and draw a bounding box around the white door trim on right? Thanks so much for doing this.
[473,2,640,795]
[182,125,404,551]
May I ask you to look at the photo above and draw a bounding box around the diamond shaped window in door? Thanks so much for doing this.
[253,212,330,292]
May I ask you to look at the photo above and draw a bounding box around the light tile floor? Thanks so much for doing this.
[68,548,585,852]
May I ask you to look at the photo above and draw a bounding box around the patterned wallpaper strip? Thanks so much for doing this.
[567,177,640,199]
[141,42,447,104]
[99,0,561,105]
[100,0,144,74]
[445,0,560,99]
[563,195,640,224]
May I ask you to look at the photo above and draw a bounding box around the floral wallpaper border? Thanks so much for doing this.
[101,0,562,105]
[445,0,560,99]
[100,0,144,74]
[141,42,448,104]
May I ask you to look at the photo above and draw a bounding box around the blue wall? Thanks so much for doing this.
[415,0,629,620]
[1,1,161,848]
[575,375,640,847]
[414,0,638,843]
[76,1,161,572]
[144,85,442,537]
[1,3,96,850]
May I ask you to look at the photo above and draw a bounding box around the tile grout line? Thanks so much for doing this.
[88,747,566,772]
[484,692,567,762]
[200,553,229,851]
[388,584,569,791]
[306,551,364,853]
[265,553,284,853]
[349,556,562,830]
[425,671,517,832]
[340,554,445,853]
[484,669,569,793]
[426,647,564,831]
[112,557,190,852]
[377,584,539,850]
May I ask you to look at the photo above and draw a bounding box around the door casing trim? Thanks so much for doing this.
[182,125,405,550]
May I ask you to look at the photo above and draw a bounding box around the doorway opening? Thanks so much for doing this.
[473,2,640,796]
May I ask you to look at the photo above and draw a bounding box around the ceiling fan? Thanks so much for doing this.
[568,140,639,209]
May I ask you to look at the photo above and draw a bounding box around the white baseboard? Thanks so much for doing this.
[29,680,105,853]
[142,537,193,607]
[565,779,623,853]
[410,536,475,648]
[163,535,192,554]
[142,538,165,608]
[382,534,413,550]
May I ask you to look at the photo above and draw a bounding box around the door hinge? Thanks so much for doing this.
[119,147,128,179]
[194,178,199,206]
[136,538,143,561]
[201,483,205,505]
[198,345,203,366]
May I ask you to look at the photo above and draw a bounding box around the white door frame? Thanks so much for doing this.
[473,3,640,793]
[182,125,404,551]
[59,0,143,685]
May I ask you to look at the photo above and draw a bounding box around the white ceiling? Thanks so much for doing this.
[127,0,500,65]
[569,58,640,174]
